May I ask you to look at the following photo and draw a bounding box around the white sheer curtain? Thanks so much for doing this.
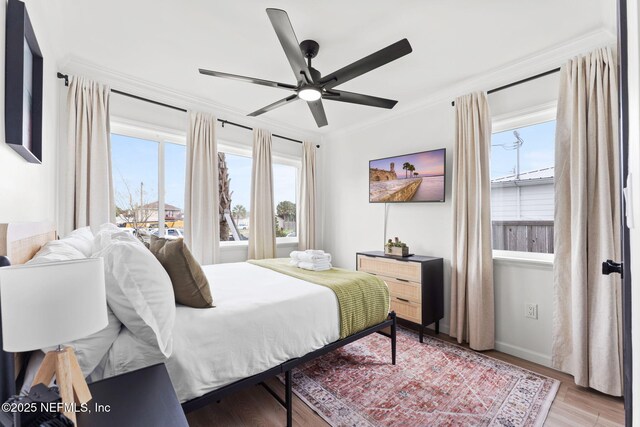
[248,129,276,259]
[184,112,220,265]
[298,141,317,250]
[450,91,495,351]
[64,76,114,234]
[552,47,622,396]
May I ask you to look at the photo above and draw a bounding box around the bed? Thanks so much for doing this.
[0,222,397,426]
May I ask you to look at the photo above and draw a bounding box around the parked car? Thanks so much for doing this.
[166,228,184,239]
[286,231,297,238]
[151,228,184,240]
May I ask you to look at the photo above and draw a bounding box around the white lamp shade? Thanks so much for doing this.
[0,258,108,352]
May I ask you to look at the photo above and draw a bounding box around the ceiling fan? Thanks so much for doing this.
[199,8,412,128]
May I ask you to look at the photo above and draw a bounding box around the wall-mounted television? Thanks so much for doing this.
[369,148,446,203]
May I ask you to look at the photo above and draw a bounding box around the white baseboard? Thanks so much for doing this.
[494,341,552,367]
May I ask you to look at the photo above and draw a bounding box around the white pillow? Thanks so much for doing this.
[60,227,94,257]
[97,240,175,357]
[92,223,141,255]
[27,240,86,265]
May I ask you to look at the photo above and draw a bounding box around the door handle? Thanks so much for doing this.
[602,259,623,278]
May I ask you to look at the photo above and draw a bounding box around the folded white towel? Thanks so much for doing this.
[305,249,326,255]
[294,252,331,263]
[298,261,332,271]
[289,250,304,259]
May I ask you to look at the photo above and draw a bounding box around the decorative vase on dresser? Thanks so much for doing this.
[356,251,444,343]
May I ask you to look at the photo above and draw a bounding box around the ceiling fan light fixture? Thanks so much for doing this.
[298,87,321,101]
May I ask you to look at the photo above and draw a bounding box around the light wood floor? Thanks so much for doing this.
[187,328,625,427]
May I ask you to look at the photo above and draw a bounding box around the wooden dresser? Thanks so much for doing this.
[356,251,444,342]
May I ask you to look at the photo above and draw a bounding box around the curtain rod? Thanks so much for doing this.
[450,67,561,107]
[56,73,319,148]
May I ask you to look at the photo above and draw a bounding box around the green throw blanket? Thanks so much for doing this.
[248,258,390,339]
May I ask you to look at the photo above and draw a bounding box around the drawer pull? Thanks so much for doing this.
[396,297,410,303]
[396,278,409,282]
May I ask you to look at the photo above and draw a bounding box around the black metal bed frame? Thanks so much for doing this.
[181,312,397,426]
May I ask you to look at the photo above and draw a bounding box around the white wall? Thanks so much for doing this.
[320,68,566,366]
[493,259,553,365]
[0,0,60,225]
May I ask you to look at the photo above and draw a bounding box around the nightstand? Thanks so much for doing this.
[357,251,444,343]
[76,363,188,427]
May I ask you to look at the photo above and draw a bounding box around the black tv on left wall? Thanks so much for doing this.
[369,148,446,203]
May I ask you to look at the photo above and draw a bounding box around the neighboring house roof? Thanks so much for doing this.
[491,166,554,185]
[141,201,183,211]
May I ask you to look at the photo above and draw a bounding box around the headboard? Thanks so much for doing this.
[0,222,57,403]
[0,222,56,265]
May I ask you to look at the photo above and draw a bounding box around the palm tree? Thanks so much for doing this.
[402,162,411,179]
[413,172,419,177]
[408,164,416,178]
[232,204,247,223]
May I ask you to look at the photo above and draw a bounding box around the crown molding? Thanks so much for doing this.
[58,56,322,144]
[324,27,616,141]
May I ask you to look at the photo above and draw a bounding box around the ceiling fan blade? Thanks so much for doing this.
[247,94,299,117]
[306,99,328,127]
[199,69,297,90]
[323,89,398,109]
[266,8,312,84]
[319,39,412,90]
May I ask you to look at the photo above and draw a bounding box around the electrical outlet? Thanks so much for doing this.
[525,303,538,319]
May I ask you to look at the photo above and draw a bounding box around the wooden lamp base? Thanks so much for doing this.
[32,346,92,424]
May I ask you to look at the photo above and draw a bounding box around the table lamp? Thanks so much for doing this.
[0,258,108,424]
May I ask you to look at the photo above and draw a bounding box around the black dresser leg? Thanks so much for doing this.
[419,325,424,343]
[391,312,397,365]
[435,320,440,335]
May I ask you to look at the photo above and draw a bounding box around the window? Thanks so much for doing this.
[219,152,252,242]
[490,119,556,254]
[274,163,298,239]
[112,128,299,246]
[111,129,186,242]
[219,146,299,244]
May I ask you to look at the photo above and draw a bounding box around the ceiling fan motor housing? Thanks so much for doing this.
[300,39,320,59]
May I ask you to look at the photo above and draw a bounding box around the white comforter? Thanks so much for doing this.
[98,262,340,402]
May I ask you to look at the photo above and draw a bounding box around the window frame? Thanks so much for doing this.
[111,120,302,247]
[217,141,301,247]
[111,119,185,234]
[490,102,556,264]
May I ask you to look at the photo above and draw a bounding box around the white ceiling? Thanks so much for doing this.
[36,0,615,135]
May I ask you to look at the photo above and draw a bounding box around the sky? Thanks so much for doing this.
[491,120,556,179]
[370,149,446,178]
[224,153,297,211]
[111,134,297,212]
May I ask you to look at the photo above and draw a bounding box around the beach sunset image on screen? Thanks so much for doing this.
[369,149,445,203]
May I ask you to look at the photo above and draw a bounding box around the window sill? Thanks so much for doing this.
[492,250,554,267]
[219,239,299,250]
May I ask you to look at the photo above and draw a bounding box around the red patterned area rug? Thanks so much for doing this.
[285,329,559,427]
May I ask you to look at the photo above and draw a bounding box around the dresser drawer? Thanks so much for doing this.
[390,296,422,324]
[384,277,421,303]
[357,255,421,282]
